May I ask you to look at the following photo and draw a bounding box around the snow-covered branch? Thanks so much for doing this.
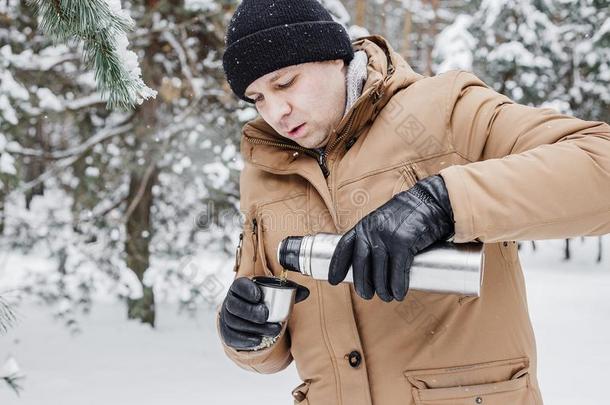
[160,30,200,97]
[0,297,16,335]
[28,0,157,110]
[5,123,133,160]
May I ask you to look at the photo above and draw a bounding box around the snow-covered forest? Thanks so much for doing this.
[1,0,608,403]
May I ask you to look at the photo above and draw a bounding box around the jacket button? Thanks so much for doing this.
[348,350,362,368]
[475,396,483,404]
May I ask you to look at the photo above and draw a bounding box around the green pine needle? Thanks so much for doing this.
[28,0,156,110]
[2,374,24,396]
[0,297,16,335]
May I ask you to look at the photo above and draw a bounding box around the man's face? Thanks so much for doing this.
[245,59,347,149]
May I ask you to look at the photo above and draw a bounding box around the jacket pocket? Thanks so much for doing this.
[291,380,311,404]
[254,194,308,277]
[405,357,535,405]
[391,163,421,196]
[236,211,274,277]
[252,212,274,277]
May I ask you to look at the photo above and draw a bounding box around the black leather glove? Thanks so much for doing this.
[219,277,309,350]
[328,175,455,302]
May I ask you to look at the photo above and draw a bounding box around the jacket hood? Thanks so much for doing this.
[240,35,424,169]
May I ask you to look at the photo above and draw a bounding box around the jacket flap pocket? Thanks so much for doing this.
[254,194,307,277]
[405,356,529,389]
[416,376,527,402]
[391,163,422,195]
[253,212,274,277]
[237,211,274,277]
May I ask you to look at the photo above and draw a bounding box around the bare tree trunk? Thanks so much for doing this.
[597,236,602,263]
[0,192,4,235]
[516,241,536,252]
[24,119,47,209]
[70,114,95,234]
[125,164,159,327]
[356,0,367,26]
[402,7,412,57]
[379,5,384,37]
[124,4,163,325]
[564,238,571,261]
[424,0,440,76]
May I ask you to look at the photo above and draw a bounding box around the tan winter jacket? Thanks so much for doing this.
[216,35,610,405]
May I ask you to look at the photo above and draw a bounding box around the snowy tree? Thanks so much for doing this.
[1,0,246,327]
[401,0,469,75]
[549,0,610,122]
[433,0,609,122]
[335,0,469,75]
[0,294,21,395]
[442,0,560,106]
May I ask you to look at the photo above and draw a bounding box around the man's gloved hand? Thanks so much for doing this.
[219,277,309,350]
[328,175,455,302]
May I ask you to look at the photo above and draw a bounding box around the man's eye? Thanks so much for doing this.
[278,78,295,88]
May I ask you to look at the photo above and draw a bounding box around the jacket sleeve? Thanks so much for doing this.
[216,207,293,374]
[439,71,610,243]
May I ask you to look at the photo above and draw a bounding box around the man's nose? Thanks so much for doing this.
[269,97,292,128]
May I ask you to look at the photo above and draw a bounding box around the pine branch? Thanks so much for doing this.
[6,123,133,160]
[2,374,24,396]
[28,0,156,110]
[0,297,16,335]
[1,356,24,396]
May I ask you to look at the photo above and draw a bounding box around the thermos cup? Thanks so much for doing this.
[252,276,298,323]
[277,233,485,297]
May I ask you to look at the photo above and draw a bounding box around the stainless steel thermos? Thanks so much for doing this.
[252,276,298,323]
[277,233,485,297]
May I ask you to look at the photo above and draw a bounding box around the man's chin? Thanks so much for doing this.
[307,136,328,149]
[288,131,328,149]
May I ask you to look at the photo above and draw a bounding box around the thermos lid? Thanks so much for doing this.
[277,236,303,272]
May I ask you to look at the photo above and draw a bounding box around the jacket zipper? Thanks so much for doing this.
[317,152,330,178]
[318,106,360,177]
[251,217,258,263]
[232,232,243,272]
[244,134,336,177]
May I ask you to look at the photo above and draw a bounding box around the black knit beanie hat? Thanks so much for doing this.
[222,0,355,103]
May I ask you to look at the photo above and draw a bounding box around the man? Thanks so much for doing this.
[216,1,610,404]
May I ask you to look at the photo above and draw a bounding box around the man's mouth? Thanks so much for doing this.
[288,123,306,138]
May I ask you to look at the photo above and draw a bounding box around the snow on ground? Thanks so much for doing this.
[1,237,609,404]
[0,303,297,405]
[519,238,610,404]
